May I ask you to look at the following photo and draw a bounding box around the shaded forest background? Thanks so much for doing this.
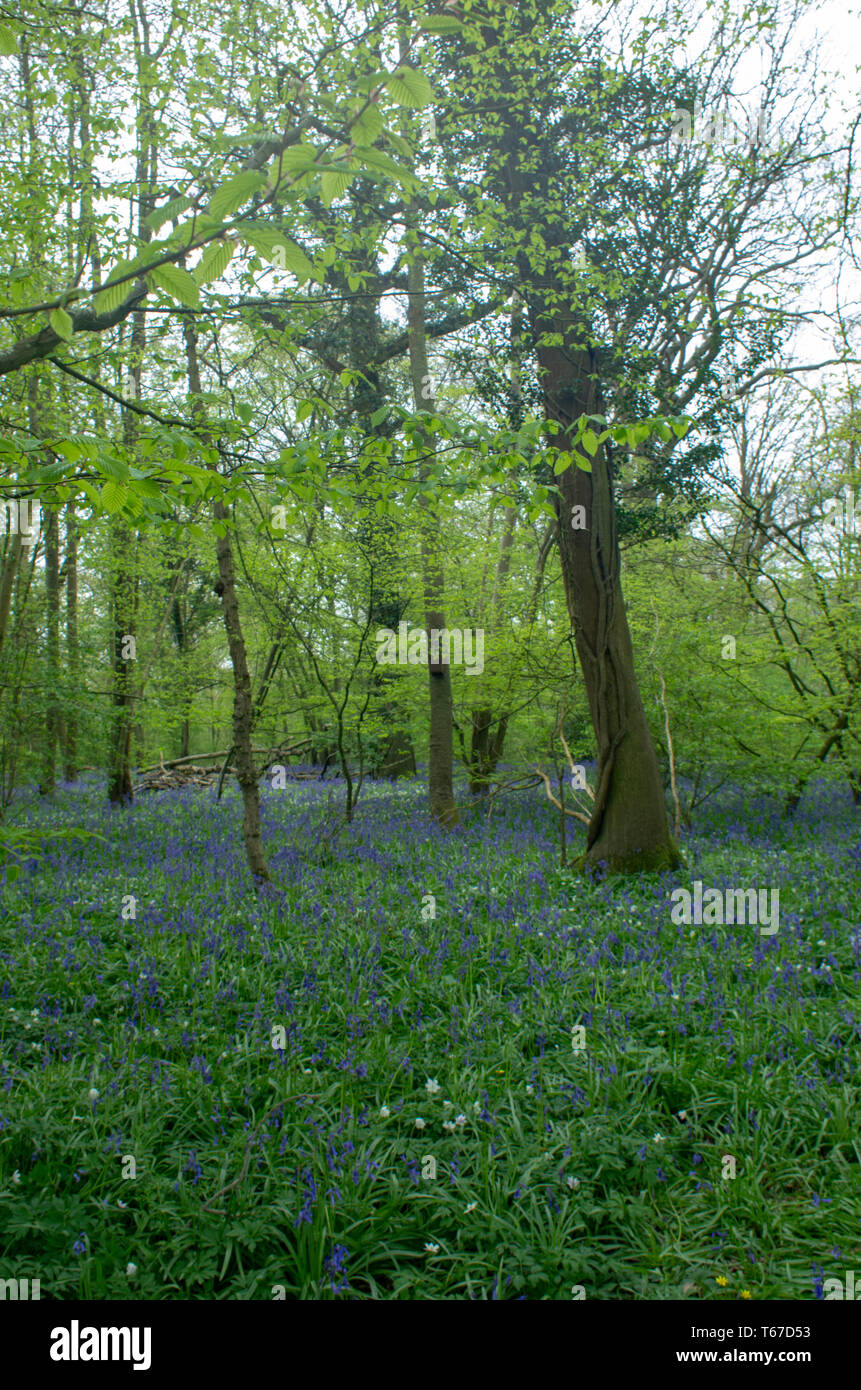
[1,0,859,876]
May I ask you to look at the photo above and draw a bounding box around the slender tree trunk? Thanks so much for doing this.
[40,501,61,795]
[0,532,22,663]
[63,503,78,780]
[183,318,269,881]
[107,518,136,803]
[469,302,522,794]
[108,6,155,805]
[407,244,458,825]
[341,220,416,780]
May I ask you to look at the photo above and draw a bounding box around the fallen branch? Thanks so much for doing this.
[138,741,312,779]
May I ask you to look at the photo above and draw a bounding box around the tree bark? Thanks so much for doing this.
[0,532,23,664]
[407,244,458,825]
[40,501,61,795]
[63,502,79,780]
[531,319,679,873]
[107,515,136,804]
[183,317,270,881]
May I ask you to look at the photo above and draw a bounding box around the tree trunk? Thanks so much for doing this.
[342,218,416,781]
[183,317,269,881]
[468,303,521,794]
[407,245,458,825]
[0,532,22,663]
[63,502,78,780]
[107,517,136,804]
[214,501,270,880]
[40,501,61,795]
[375,725,416,779]
[531,323,679,873]
[469,709,493,795]
[107,15,155,807]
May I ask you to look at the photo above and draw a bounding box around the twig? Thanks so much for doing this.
[201,1091,318,1214]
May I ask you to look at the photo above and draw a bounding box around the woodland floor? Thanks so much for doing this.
[0,775,859,1300]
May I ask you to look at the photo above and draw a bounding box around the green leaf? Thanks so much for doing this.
[78,481,102,508]
[54,439,82,462]
[581,428,599,456]
[351,104,385,145]
[207,169,266,221]
[385,67,434,109]
[237,224,314,282]
[94,259,141,314]
[370,405,389,427]
[100,480,128,513]
[168,214,218,249]
[99,453,129,481]
[147,195,193,231]
[321,169,354,207]
[353,146,417,188]
[0,25,18,55]
[416,15,463,32]
[384,129,414,160]
[266,145,320,185]
[553,452,572,475]
[573,452,592,472]
[236,402,253,425]
[193,238,235,286]
[148,263,200,308]
[296,401,314,422]
[49,307,74,342]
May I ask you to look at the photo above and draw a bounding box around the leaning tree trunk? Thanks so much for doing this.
[407,245,458,825]
[531,318,679,874]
